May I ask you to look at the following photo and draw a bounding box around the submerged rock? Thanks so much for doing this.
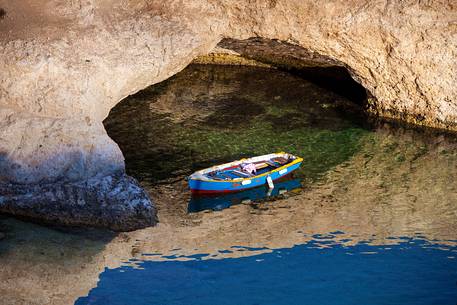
[0,173,157,231]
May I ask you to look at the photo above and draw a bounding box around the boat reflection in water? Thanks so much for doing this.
[188,176,302,213]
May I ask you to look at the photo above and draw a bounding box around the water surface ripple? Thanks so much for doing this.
[1,64,456,305]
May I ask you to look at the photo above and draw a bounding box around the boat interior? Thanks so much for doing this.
[206,156,292,181]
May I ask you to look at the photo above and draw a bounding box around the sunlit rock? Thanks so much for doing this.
[0,0,455,229]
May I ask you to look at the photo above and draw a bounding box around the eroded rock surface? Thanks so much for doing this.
[0,0,455,229]
[0,173,156,231]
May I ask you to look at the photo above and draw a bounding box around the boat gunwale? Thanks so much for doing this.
[189,152,303,183]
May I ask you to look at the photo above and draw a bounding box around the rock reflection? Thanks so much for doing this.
[104,64,367,183]
[1,124,457,304]
[1,64,457,304]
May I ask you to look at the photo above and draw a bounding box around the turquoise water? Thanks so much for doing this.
[76,237,457,305]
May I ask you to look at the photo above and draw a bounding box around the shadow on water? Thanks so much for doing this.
[0,216,115,258]
[0,216,117,305]
[292,65,368,106]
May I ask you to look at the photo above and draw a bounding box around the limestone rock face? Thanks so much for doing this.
[0,109,124,184]
[219,0,457,129]
[0,0,455,229]
[0,0,226,229]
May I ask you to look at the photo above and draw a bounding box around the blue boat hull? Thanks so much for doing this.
[188,178,302,212]
[189,161,302,194]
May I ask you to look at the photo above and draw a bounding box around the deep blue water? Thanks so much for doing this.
[76,238,457,305]
[92,64,457,305]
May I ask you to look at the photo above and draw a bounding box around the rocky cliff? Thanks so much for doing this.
[0,0,455,230]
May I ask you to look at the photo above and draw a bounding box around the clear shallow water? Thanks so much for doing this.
[76,238,457,305]
[104,64,368,185]
[1,64,457,305]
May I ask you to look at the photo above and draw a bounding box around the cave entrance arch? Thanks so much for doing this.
[103,38,371,209]
[195,38,368,106]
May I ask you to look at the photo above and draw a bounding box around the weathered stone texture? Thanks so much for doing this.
[0,173,156,231]
[0,0,455,229]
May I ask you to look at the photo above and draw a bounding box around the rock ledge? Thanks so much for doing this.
[0,173,157,231]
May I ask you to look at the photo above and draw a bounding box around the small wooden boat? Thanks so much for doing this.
[188,152,303,194]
